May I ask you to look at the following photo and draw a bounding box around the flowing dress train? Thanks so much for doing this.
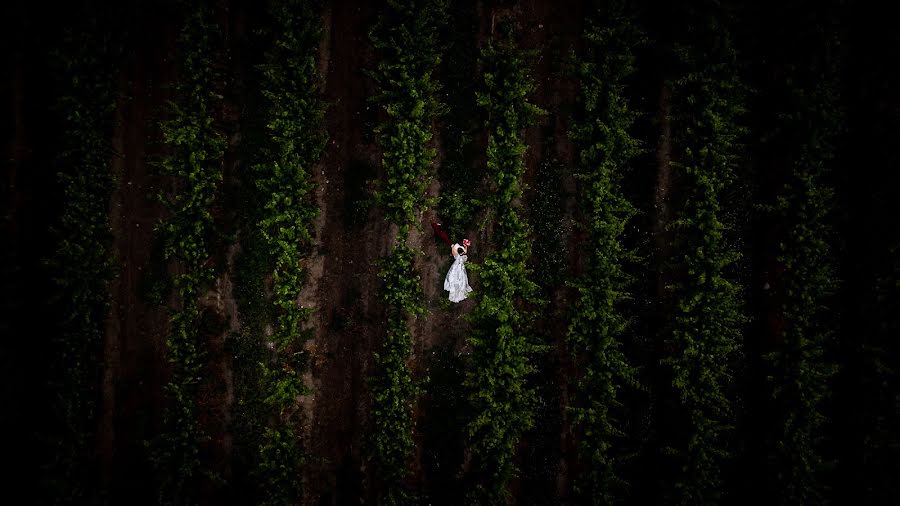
[444,244,473,303]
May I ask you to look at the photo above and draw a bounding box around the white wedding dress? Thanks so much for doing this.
[444,243,473,303]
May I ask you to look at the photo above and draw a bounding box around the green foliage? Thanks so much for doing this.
[565,2,643,502]
[436,0,480,238]
[369,0,446,229]
[368,0,445,502]
[255,426,305,506]
[761,9,842,502]
[528,157,567,290]
[464,34,546,504]
[371,244,425,505]
[226,86,271,506]
[380,244,428,319]
[46,15,119,505]
[765,170,838,504]
[247,1,327,503]
[149,4,226,504]
[662,8,747,504]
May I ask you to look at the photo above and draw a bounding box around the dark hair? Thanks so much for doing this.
[456,246,465,256]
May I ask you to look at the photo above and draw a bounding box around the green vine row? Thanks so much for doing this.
[369,0,445,230]
[149,4,226,504]
[435,0,479,240]
[368,0,444,502]
[372,243,426,504]
[762,6,842,502]
[47,15,119,505]
[566,1,643,503]
[250,0,327,503]
[662,7,747,504]
[464,31,546,504]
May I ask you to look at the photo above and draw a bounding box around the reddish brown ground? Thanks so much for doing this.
[103,13,177,502]
[301,1,385,503]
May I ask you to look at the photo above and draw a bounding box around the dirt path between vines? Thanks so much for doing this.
[104,18,173,503]
[301,1,386,503]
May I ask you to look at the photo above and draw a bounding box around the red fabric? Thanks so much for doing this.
[431,221,451,246]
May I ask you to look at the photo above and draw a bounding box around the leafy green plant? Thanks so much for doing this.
[371,244,426,504]
[435,0,480,239]
[661,7,747,504]
[565,2,643,503]
[760,9,842,503]
[246,1,327,503]
[464,32,546,504]
[46,15,119,505]
[528,156,567,290]
[148,4,226,504]
[226,99,271,506]
[369,0,446,229]
[256,426,306,506]
[367,0,445,502]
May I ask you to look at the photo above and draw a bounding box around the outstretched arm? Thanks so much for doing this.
[451,243,459,258]
[432,221,452,246]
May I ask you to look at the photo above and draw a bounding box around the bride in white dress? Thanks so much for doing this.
[444,238,473,303]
